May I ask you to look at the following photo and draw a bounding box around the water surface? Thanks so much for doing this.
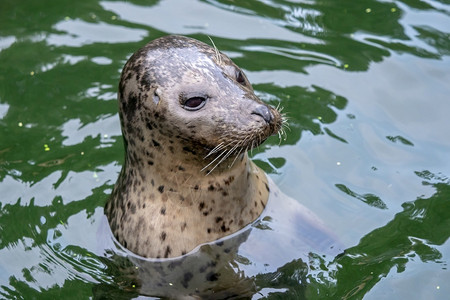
[1,0,449,298]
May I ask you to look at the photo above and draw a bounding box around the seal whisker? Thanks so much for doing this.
[207,36,222,65]
[201,147,229,173]
[230,146,244,168]
[204,141,239,173]
[276,102,281,111]
[281,132,285,143]
[206,144,239,175]
[205,142,225,158]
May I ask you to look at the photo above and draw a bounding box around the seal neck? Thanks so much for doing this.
[125,143,253,194]
[107,139,270,258]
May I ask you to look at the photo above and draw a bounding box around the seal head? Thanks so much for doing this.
[105,35,283,258]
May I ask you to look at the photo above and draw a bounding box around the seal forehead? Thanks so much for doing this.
[148,47,223,85]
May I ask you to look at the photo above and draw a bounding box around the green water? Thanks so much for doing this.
[1,0,449,298]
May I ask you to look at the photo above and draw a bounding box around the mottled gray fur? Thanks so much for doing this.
[105,35,283,259]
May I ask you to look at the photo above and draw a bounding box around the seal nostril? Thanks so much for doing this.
[252,105,273,124]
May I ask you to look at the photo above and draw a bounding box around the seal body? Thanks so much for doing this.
[102,36,342,298]
[105,35,284,258]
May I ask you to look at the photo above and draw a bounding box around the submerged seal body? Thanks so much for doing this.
[105,35,285,258]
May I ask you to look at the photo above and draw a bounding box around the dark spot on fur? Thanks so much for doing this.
[207,228,211,234]
[203,211,209,216]
[260,200,266,209]
[152,139,160,147]
[206,272,219,281]
[208,185,215,191]
[181,222,187,232]
[224,176,235,185]
[151,179,155,186]
[124,94,138,123]
[265,182,270,192]
[215,217,223,223]
[222,191,228,196]
[181,272,193,288]
[194,185,199,190]
[199,260,218,274]
[160,232,166,241]
[181,250,186,255]
[160,207,166,215]
[168,260,183,270]
[158,185,164,193]
[183,146,196,155]
[198,202,205,210]
[178,165,185,171]
[164,246,171,258]
[147,160,154,165]
[110,220,117,232]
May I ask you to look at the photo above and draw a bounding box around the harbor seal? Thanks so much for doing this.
[102,35,341,298]
[105,35,285,258]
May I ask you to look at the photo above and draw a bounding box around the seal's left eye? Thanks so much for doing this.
[183,96,206,111]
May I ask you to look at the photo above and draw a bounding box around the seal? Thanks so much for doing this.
[104,35,285,259]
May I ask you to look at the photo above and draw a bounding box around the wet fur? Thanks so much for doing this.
[105,36,285,258]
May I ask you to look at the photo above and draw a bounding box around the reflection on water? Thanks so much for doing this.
[0,0,449,298]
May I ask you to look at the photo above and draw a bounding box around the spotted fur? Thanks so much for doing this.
[105,35,283,258]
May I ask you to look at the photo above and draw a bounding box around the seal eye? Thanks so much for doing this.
[183,96,206,111]
[236,70,246,85]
